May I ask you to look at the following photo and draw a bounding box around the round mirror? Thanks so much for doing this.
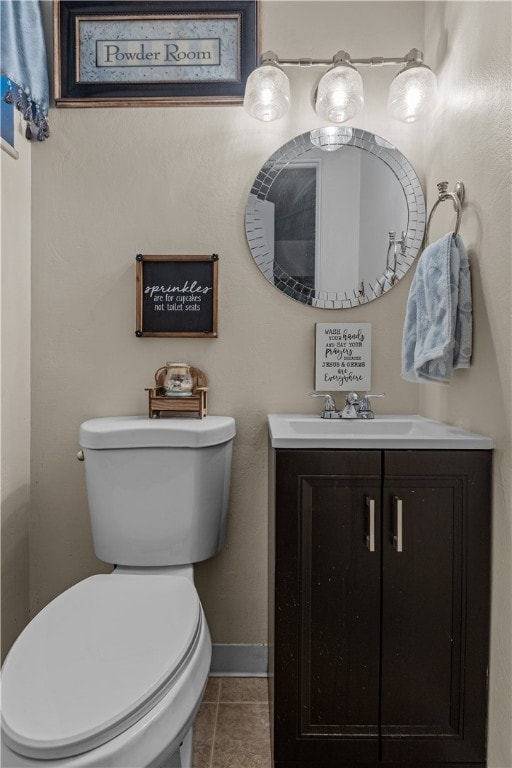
[245,127,425,308]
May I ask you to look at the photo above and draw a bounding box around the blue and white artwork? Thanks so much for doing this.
[1,76,15,149]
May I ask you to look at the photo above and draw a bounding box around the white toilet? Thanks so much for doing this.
[1,415,236,768]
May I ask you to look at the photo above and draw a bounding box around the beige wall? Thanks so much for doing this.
[30,1,425,637]
[423,3,512,766]
[1,117,31,661]
[2,1,510,764]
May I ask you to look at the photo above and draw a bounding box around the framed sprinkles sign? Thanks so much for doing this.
[135,254,218,337]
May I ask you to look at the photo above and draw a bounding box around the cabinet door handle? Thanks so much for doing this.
[365,497,375,552]
[393,496,403,552]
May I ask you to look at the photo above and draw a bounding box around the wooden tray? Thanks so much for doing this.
[146,366,208,419]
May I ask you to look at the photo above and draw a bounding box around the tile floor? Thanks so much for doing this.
[192,677,271,768]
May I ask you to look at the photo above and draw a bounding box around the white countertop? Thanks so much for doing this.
[268,414,494,450]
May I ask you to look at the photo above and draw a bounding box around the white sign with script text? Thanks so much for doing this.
[315,323,372,391]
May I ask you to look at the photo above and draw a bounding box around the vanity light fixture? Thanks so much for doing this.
[243,48,437,124]
[315,51,364,123]
[243,51,290,122]
[387,49,438,122]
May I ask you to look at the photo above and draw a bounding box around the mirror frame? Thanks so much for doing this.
[245,128,425,309]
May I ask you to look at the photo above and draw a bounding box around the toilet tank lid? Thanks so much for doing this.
[79,415,236,449]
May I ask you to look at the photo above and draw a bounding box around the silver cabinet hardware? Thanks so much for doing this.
[366,496,375,552]
[393,496,403,552]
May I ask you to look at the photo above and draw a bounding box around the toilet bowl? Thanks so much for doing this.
[2,570,209,768]
[1,416,236,768]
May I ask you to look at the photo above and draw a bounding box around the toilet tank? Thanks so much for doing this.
[79,416,235,567]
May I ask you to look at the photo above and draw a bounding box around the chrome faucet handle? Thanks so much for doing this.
[358,393,386,419]
[310,392,338,418]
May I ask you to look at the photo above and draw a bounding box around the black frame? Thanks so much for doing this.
[54,0,258,106]
[135,254,219,338]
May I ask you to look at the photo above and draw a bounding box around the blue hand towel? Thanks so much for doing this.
[401,233,472,383]
[0,0,49,140]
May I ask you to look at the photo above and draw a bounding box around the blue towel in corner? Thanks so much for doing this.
[0,0,49,139]
[401,233,472,383]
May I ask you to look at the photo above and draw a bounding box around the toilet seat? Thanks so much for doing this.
[1,574,201,761]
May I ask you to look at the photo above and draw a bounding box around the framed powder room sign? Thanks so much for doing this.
[54,0,258,107]
[136,254,218,338]
[315,323,372,391]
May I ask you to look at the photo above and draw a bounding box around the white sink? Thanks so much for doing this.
[288,417,417,436]
[268,414,493,449]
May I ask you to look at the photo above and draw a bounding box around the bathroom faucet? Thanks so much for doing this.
[354,393,386,419]
[311,392,385,419]
[310,392,338,419]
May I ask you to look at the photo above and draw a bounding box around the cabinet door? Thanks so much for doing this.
[381,451,491,765]
[273,450,381,766]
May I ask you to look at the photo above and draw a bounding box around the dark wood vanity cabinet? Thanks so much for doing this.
[269,449,491,768]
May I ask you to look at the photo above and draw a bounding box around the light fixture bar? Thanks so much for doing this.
[349,55,414,66]
[246,49,436,124]
[260,49,425,68]
[266,57,338,67]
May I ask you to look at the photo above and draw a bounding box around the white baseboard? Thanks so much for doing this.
[210,643,268,677]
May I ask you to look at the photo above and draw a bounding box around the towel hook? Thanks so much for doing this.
[425,181,465,244]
